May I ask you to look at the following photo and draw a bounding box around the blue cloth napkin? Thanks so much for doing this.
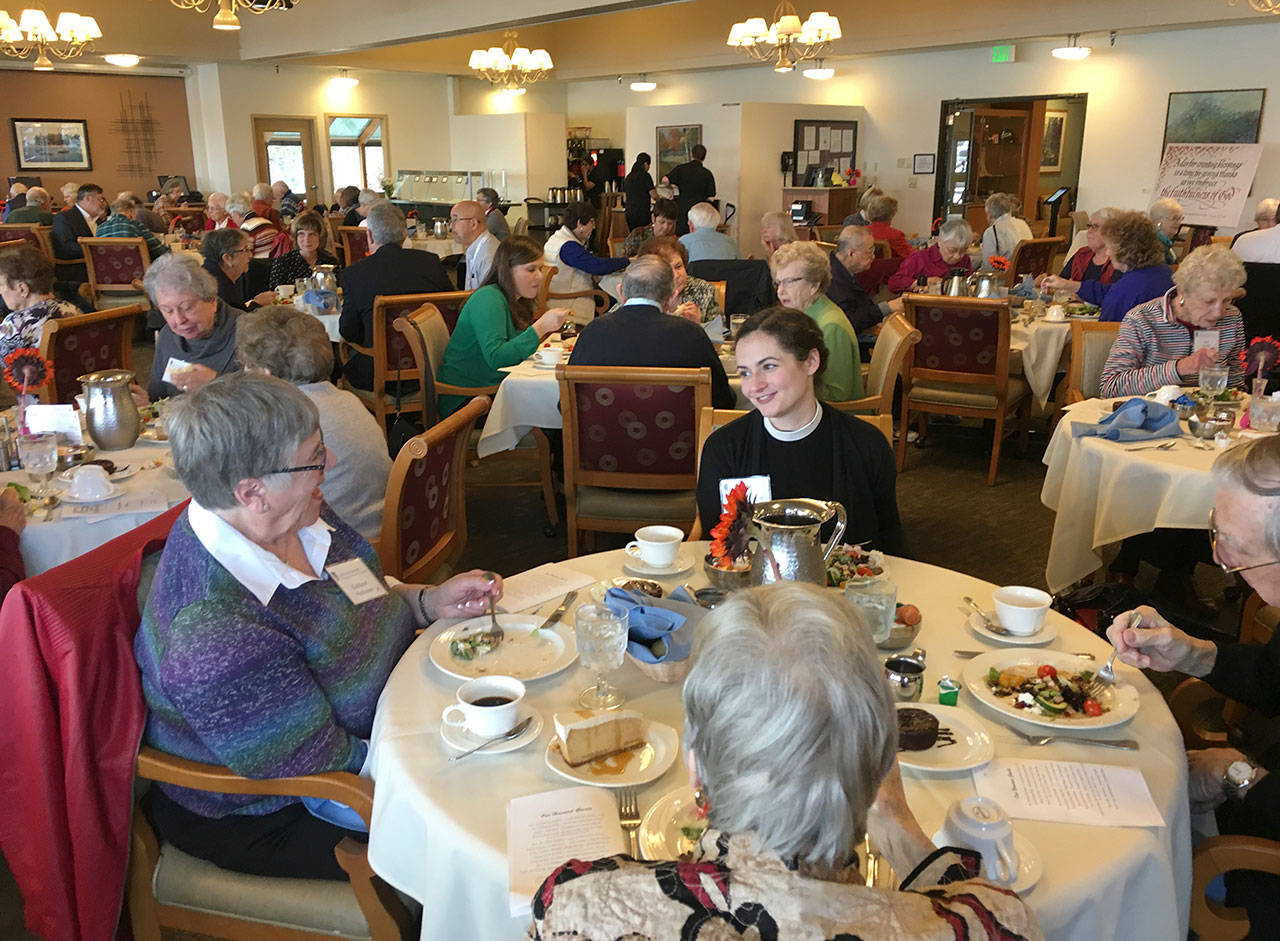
[604,587,691,663]
[1010,273,1038,298]
[301,288,338,311]
[1070,397,1180,442]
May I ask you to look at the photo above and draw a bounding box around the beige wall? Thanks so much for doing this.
[0,71,195,201]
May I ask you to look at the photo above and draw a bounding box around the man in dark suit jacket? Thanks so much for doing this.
[568,253,735,409]
[338,200,453,390]
[664,144,716,236]
[50,182,106,283]
[828,225,886,335]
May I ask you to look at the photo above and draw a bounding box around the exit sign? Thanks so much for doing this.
[991,44,1016,63]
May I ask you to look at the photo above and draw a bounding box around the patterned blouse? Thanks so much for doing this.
[268,249,339,290]
[622,225,656,258]
[680,276,722,324]
[527,829,1043,941]
[0,297,79,362]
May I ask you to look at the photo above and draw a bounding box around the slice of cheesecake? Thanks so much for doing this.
[553,710,646,767]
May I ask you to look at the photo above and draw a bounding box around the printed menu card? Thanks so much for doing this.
[974,758,1164,827]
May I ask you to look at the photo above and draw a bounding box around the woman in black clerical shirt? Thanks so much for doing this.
[696,307,904,554]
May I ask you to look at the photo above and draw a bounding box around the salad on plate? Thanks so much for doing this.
[985,663,1106,719]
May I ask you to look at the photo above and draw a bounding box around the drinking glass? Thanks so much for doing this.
[1199,364,1229,397]
[844,578,898,646]
[18,433,57,497]
[573,604,628,710]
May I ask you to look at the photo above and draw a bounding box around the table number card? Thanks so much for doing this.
[973,757,1164,828]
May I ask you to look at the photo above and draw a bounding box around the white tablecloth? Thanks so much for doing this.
[1041,398,1220,591]
[410,236,463,258]
[1011,318,1072,408]
[0,440,186,575]
[367,544,1190,941]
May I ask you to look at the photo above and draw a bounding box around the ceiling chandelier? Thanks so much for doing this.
[727,1,840,73]
[166,0,299,32]
[0,9,100,70]
[468,31,554,94]
[1230,0,1280,12]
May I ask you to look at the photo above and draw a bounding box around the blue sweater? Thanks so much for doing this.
[1081,264,1174,323]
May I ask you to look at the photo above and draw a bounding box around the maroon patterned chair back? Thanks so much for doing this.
[427,291,472,333]
[378,396,490,582]
[39,304,144,404]
[164,209,206,235]
[904,297,1011,388]
[374,296,427,373]
[339,226,370,264]
[1007,237,1064,284]
[85,241,147,285]
[0,224,44,252]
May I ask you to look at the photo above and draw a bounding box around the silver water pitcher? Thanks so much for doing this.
[307,265,338,294]
[969,271,1004,298]
[749,499,847,586]
[78,369,141,450]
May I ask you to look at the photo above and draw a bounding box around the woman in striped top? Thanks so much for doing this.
[1099,244,1246,398]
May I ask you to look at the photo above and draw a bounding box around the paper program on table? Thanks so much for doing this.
[974,758,1164,828]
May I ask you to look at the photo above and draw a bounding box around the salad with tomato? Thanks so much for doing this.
[985,664,1106,719]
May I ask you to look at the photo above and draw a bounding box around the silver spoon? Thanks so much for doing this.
[962,596,1011,635]
[448,715,534,762]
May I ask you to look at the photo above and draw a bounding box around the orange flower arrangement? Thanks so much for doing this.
[3,347,52,392]
[709,481,753,570]
[988,255,1010,272]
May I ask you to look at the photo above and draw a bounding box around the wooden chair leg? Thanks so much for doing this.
[334,838,415,941]
[988,410,1006,486]
[1018,397,1032,452]
[531,428,559,528]
[895,405,909,472]
[565,498,579,558]
[127,811,164,941]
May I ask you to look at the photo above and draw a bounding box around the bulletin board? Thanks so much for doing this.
[791,119,857,187]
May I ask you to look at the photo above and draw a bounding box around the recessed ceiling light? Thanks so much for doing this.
[1051,34,1091,59]
[104,54,140,67]
[630,75,656,92]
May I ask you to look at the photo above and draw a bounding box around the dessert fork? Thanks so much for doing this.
[618,787,641,859]
[1010,727,1138,750]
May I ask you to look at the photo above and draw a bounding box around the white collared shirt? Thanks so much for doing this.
[187,500,334,606]
[76,203,97,235]
[464,231,499,290]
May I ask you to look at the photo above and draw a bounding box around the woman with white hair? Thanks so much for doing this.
[1042,207,1120,294]
[842,184,883,227]
[140,252,244,402]
[1149,197,1184,264]
[887,217,974,293]
[529,582,1040,938]
[769,241,863,401]
[136,372,501,880]
[227,191,279,259]
[759,210,797,259]
[980,192,1032,261]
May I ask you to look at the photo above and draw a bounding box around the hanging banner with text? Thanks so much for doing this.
[1152,142,1263,228]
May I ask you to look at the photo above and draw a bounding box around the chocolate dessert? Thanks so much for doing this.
[897,707,940,751]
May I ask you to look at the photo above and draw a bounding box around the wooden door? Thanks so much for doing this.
[251,116,320,208]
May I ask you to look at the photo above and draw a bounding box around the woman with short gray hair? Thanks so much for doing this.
[769,241,863,400]
[759,209,797,259]
[887,217,974,292]
[981,192,1033,261]
[1043,206,1121,295]
[136,371,503,882]
[139,252,244,402]
[530,582,1041,937]
[236,305,392,539]
[199,226,276,312]
[1149,197,1184,264]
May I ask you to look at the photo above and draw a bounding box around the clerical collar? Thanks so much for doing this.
[763,402,822,442]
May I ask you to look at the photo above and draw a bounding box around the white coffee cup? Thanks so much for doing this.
[441,675,525,738]
[276,283,296,299]
[537,347,561,365]
[992,585,1052,636]
[939,796,1020,884]
[1044,304,1067,322]
[67,464,112,500]
[624,524,684,568]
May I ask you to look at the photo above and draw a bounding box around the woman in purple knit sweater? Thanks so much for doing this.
[1044,211,1173,323]
[134,373,502,879]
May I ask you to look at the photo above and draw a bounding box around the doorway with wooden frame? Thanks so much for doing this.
[251,116,321,210]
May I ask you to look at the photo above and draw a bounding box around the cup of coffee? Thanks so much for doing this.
[939,796,1020,884]
[537,347,561,366]
[441,675,525,738]
[992,585,1052,636]
[624,524,684,568]
[66,464,113,500]
[276,283,296,300]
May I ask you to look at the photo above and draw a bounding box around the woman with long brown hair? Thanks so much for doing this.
[436,235,570,416]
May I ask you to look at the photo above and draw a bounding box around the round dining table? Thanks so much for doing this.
[366,543,1191,941]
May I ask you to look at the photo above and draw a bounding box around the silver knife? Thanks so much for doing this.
[532,590,577,637]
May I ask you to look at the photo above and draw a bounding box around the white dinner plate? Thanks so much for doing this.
[544,718,679,789]
[638,785,702,861]
[136,427,170,444]
[439,704,544,756]
[895,702,995,773]
[428,615,578,682]
[966,611,1058,646]
[962,650,1140,730]
[621,551,695,578]
[532,362,562,371]
[931,829,1042,895]
[108,464,139,482]
[57,482,122,504]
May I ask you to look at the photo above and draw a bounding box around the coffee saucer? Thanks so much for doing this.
[58,482,123,504]
[622,551,695,578]
[930,829,1042,894]
[966,611,1057,646]
[440,705,543,756]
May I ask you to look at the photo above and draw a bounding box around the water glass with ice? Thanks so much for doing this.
[573,604,628,710]
[1199,365,1229,397]
[844,578,897,645]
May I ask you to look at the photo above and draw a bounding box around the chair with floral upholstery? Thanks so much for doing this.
[339,226,371,266]
[162,207,206,236]
[37,303,147,404]
[898,295,1030,486]
[0,238,23,251]
[339,293,449,429]
[378,395,490,583]
[556,364,712,557]
[1004,236,1066,287]
[78,236,151,309]
[0,222,54,260]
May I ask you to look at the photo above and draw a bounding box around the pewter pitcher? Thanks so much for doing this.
[307,265,338,294]
[78,369,141,450]
[969,271,1003,299]
[749,499,847,586]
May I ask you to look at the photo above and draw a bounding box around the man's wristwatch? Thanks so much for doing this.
[1224,758,1261,799]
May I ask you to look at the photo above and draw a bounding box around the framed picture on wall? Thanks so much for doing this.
[913,153,936,174]
[1040,110,1068,173]
[11,119,92,171]
[655,124,701,181]
[1163,88,1265,149]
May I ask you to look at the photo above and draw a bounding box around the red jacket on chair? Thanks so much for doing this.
[0,502,186,941]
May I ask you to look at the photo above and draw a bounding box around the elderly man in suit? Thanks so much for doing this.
[338,200,453,390]
[51,182,106,282]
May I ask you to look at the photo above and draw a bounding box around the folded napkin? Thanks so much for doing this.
[604,587,691,663]
[1010,274,1038,298]
[301,288,338,311]
[1070,397,1180,442]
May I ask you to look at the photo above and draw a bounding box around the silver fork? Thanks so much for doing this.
[618,787,641,858]
[1010,727,1139,750]
[1124,441,1177,452]
[1086,611,1138,697]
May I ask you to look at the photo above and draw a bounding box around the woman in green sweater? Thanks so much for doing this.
[768,240,864,402]
[437,235,571,416]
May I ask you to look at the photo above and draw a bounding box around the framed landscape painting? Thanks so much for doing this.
[1040,110,1067,173]
[656,124,701,181]
[11,119,92,171]
[1163,89,1265,148]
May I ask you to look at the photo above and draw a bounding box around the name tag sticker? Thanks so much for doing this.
[719,475,772,510]
[1192,330,1220,353]
[325,558,389,605]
